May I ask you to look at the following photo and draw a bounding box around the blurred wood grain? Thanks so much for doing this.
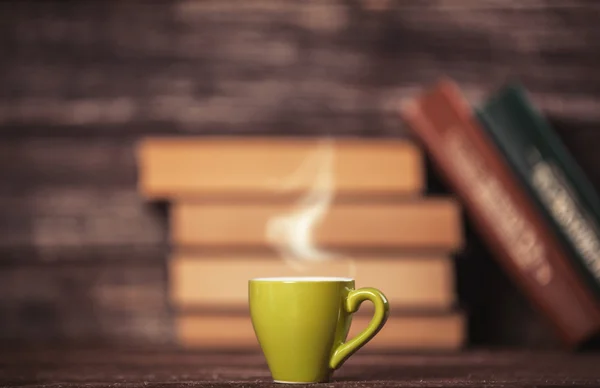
[1,0,599,347]
[0,187,166,248]
[0,259,172,343]
[0,139,137,188]
[0,0,599,137]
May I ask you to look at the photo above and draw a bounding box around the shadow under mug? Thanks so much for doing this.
[249,276,389,384]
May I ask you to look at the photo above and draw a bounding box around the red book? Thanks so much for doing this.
[399,78,600,347]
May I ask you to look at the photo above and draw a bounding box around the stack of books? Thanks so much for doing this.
[400,79,600,348]
[136,137,466,351]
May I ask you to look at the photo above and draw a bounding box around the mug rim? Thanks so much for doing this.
[249,276,354,282]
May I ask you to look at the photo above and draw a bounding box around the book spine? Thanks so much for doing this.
[476,103,600,304]
[171,200,463,250]
[399,79,600,347]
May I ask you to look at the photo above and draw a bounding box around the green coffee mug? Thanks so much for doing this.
[249,276,389,384]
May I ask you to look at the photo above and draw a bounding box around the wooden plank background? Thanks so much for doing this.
[1,0,599,348]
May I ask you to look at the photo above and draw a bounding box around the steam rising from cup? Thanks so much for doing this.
[266,138,356,277]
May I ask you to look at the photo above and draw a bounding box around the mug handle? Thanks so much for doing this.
[329,287,390,370]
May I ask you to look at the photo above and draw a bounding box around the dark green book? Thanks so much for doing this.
[475,83,600,303]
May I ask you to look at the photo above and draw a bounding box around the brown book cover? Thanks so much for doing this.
[169,254,456,311]
[171,199,463,250]
[136,137,424,199]
[399,78,600,347]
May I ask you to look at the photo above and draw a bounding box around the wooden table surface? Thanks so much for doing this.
[1,347,600,387]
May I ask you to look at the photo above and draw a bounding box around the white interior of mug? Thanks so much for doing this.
[250,276,353,282]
